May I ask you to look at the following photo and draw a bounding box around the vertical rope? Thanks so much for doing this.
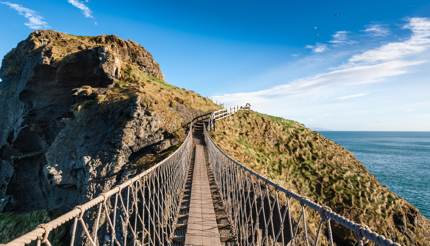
[204,117,400,246]
[4,108,400,246]
[5,124,195,246]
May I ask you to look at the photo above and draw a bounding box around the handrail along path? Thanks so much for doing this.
[3,106,401,246]
[204,107,400,246]
[4,113,210,246]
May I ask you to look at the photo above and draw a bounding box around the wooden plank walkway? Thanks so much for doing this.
[184,141,222,246]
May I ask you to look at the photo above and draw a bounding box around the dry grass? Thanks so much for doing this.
[211,110,430,245]
[94,63,219,138]
[1,30,220,243]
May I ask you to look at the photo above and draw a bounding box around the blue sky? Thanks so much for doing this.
[1,1,430,130]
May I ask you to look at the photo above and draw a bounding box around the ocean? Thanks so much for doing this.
[320,131,430,218]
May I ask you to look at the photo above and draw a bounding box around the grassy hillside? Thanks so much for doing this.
[0,30,219,243]
[80,62,219,139]
[0,68,218,243]
[211,110,430,245]
[93,63,220,167]
[0,210,49,242]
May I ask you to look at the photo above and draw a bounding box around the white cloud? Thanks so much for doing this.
[364,24,390,37]
[216,18,430,101]
[68,0,93,18]
[213,18,430,130]
[214,59,423,101]
[351,18,430,64]
[335,93,369,101]
[330,30,351,45]
[306,30,353,53]
[1,1,48,29]
[305,43,327,53]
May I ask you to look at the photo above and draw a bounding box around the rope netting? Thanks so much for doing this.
[5,126,194,246]
[204,117,400,246]
[3,106,401,246]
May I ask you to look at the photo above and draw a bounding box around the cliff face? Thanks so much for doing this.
[211,110,430,246]
[0,30,218,219]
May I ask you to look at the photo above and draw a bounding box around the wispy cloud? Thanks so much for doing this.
[306,30,353,53]
[305,43,327,53]
[213,17,430,130]
[1,1,48,29]
[214,59,423,100]
[216,18,430,100]
[335,93,369,101]
[330,31,352,45]
[68,0,93,18]
[364,24,390,37]
[351,18,430,64]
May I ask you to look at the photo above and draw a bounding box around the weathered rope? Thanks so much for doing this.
[204,108,400,246]
[4,106,401,246]
[4,119,200,246]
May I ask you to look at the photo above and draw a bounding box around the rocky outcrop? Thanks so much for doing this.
[0,30,218,216]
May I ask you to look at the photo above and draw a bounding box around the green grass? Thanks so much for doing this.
[1,29,222,245]
[211,110,430,245]
[0,210,49,243]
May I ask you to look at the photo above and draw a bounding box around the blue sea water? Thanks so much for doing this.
[320,131,430,218]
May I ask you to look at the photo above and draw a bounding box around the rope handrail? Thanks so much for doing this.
[4,114,207,245]
[204,106,400,246]
[3,104,402,246]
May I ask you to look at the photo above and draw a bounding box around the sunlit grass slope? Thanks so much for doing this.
[211,110,430,245]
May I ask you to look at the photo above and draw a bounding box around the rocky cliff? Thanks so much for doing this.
[0,30,218,240]
[211,110,430,246]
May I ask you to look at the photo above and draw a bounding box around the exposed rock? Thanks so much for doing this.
[0,161,13,211]
[0,30,218,219]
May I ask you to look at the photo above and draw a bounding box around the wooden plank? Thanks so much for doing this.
[184,143,221,246]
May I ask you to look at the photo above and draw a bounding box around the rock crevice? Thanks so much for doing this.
[0,30,217,219]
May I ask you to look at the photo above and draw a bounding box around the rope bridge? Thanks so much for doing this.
[4,122,194,246]
[204,119,398,246]
[4,107,400,246]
